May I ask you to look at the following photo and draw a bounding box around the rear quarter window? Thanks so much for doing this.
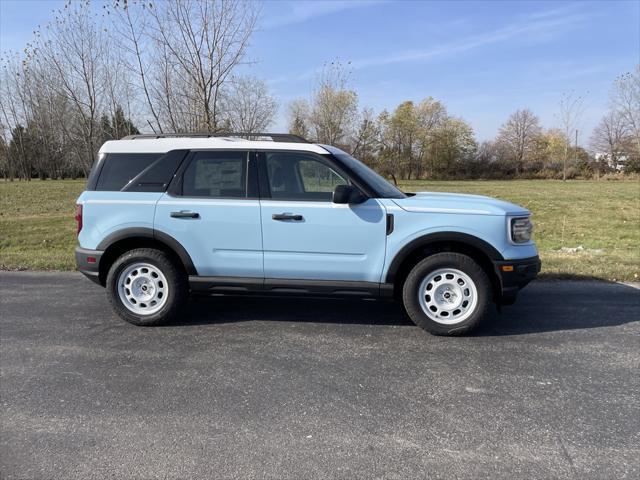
[95,153,162,191]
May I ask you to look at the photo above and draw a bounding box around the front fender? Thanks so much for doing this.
[383,228,504,283]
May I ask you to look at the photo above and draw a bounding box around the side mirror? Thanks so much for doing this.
[333,184,366,204]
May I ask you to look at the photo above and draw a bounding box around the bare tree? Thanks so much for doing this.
[415,97,447,178]
[0,53,30,179]
[610,66,640,155]
[0,131,9,179]
[557,91,587,181]
[0,0,259,179]
[496,109,542,176]
[147,0,258,132]
[109,0,258,133]
[286,61,360,148]
[590,111,630,169]
[287,99,311,140]
[31,1,109,174]
[222,76,277,133]
[350,107,380,166]
[111,0,163,133]
[378,102,419,180]
[308,61,359,147]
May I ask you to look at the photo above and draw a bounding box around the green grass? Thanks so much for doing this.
[1,179,638,281]
[398,180,640,282]
[0,180,84,270]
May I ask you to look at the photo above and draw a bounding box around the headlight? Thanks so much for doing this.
[509,216,533,243]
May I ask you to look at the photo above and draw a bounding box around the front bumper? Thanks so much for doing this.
[494,255,541,305]
[75,247,103,285]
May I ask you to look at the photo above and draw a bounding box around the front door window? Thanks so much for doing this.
[265,152,348,201]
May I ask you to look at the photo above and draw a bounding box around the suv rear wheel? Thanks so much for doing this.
[402,252,491,336]
[106,248,188,326]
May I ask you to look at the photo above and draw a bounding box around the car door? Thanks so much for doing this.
[154,150,263,278]
[258,150,387,283]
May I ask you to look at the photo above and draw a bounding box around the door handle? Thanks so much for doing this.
[171,210,200,219]
[272,213,303,221]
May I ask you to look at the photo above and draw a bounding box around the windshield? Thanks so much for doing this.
[323,145,406,199]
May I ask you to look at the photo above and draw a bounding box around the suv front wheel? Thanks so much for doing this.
[402,252,491,336]
[106,248,188,326]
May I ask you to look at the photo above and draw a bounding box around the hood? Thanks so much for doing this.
[392,191,530,216]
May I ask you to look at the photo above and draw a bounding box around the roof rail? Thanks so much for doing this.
[121,132,310,143]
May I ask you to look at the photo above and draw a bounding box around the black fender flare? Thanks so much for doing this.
[96,227,197,275]
[385,232,503,283]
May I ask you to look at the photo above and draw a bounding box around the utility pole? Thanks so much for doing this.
[574,129,578,167]
[558,91,586,182]
[563,135,568,182]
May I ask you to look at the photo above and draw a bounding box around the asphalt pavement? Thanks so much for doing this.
[1,272,639,479]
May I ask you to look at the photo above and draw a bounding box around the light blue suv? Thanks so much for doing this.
[75,133,540,335]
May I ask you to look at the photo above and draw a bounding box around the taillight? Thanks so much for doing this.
[75,204,83,236]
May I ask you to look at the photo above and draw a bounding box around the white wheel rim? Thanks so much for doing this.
[117,262,169,315]
[418,268,478,325]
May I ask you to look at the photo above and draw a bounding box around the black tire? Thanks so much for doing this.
[402,252,491,336]
[106,248,188,326]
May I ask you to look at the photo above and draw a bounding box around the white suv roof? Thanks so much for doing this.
[99,134,329,155]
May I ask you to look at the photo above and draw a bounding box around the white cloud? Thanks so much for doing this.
[350,8,593,69]
[265,5,594,87]
[260,0,384,30]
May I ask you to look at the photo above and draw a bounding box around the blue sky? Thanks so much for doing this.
[1,0,639,141]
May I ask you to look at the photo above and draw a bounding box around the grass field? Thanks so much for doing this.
[1,179,638,281]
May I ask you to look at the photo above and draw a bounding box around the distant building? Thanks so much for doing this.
[595,152,629,171]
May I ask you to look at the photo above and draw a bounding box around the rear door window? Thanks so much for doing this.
[181,151,248,198]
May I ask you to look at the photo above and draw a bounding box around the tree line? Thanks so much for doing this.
[288,62,640,181]
[0,0,638,181]
[0,0,274,180]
